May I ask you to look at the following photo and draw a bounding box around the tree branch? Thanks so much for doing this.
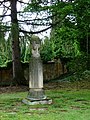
[18,14,57,23]
[2,2,11,11]
[20,26,52,34]
[0,14,11,17]
[19,22,51,26]
[17,0,29,4]
[0,0,8,5]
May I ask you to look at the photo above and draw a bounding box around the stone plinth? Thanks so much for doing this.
[22,98,52,105]
[27,88,46,100]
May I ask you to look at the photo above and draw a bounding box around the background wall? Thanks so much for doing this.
[0,60,67,86]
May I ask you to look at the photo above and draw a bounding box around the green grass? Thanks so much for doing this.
[0,89,90,120]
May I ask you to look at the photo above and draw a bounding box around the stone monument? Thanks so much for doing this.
[22,37,52,105]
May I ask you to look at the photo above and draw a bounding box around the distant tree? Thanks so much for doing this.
[73,0,90,54]
[0,23,12,66]
[20,35,31,62]
[40,37,55,62]
[73,0,90,69]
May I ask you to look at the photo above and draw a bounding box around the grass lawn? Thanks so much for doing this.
[0,89,90,120]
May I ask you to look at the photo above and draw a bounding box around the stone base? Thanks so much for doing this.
[22,88,52,105]
[22,98,52,105]
[27,88,46,100]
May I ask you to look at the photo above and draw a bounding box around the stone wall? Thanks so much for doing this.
[0,67,13,86]
[0,60,67,86]
[43,60,67,80]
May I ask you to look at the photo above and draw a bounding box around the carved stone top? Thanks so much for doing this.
[31,36,41,58]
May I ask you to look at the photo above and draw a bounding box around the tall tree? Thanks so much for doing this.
[11,0,26,85]
[73,0,90,54]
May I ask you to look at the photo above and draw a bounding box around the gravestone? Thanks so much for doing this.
[22,37,52,105]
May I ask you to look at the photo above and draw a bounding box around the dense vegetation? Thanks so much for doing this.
[0,0,90,83]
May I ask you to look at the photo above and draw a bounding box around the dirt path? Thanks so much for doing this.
[0,81,90,94]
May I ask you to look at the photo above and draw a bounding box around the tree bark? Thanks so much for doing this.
[11,0,26,85]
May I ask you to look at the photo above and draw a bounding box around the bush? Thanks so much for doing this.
[40,38,55,63]
[66,54,90,81]
[67,55,87,73]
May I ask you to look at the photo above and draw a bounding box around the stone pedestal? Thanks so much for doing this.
[22,39,52,105]
[27,88,45,100]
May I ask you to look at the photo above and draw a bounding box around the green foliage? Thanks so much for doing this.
[63,70,90,82]
[65,54,90,81]
[73,0,90,53]
[51,26,80,58]
[20,35,31,62]
[67,54,87,73]
[0,23,12,66]
[40,37,55,62]
[24,1,49,12]
[81,70,90,81]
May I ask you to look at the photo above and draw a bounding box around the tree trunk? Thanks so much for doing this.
[11,0,26,85]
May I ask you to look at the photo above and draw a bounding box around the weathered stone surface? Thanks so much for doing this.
[22,98,52,105]
[27,88,46,100]
[29,57,43,89]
